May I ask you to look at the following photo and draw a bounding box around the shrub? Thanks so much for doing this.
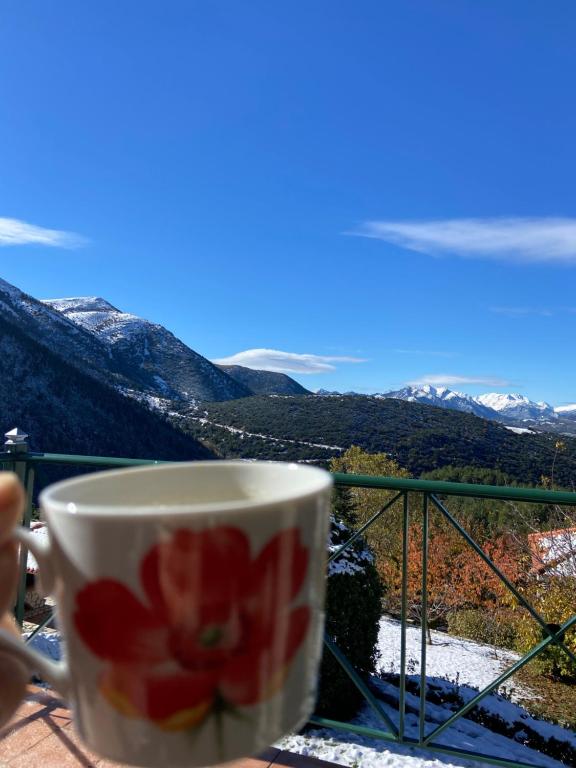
[314,514,384,720]
[447,608,519,650]
[513,577,576,681]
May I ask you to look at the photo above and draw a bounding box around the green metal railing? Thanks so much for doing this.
[3,439,576,768]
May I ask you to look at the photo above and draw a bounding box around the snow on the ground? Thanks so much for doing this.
[377,617,530,701]
[26,622,576,767]
[279,731,490,768]
[328,518,375,577]
[25,524,50,574]
[279,672,564,768]
[24,630,61,660]
[278,617,573,768]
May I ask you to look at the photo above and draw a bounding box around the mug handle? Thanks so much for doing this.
[0,528,71,697]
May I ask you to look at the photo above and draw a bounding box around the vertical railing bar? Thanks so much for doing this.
[399,491,409,741]
[430,493,576,666]
[15,464,34,626]
[419,492,429,743]
[328,491,403,563]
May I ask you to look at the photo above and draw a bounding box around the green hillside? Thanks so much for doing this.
[186,394,576,486]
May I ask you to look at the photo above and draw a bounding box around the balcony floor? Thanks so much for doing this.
[0,686,335,768]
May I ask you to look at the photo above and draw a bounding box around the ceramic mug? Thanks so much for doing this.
[0,461,332,767]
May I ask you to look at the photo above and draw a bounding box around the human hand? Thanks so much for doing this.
[0,473,30,729]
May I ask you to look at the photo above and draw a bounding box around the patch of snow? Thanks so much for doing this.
[328,517,374,577]
[189,414,344,452]
[42,297,118,313]
[26,524,49,574]
[528,528,576,577]
[42,297,153,344]
[505,426,533,435]
[24,630,61,661]
[377,617,529,700]
[152,374,171,395]
[475,394,557,421]
[118,387,176,413]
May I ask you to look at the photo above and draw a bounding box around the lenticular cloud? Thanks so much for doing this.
[353,217,576,263]
[212,348,366,374]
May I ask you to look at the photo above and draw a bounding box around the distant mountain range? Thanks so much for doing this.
[318,384,576,431]
[380,385,568,424]
[33,288,576,428]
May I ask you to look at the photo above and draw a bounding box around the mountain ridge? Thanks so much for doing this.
[0,308,212,461]
[217,364,310,395]
[43,296,252,402]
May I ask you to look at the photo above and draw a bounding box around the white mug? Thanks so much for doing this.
[0,461,332,767]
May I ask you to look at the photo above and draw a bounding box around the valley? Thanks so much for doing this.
[1,275,575,491]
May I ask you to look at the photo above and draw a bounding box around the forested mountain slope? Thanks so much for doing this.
[193,395,576,485]
[0,313,212,460]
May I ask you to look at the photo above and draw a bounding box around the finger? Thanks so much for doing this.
[0,473,25,544]
[0,541,20,616]
[0,614,29,730]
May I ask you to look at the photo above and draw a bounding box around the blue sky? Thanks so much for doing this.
[1,1,575,404]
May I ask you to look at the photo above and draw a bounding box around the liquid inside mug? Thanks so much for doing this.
[0,461,332,767]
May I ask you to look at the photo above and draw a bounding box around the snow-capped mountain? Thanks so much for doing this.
[0,281,211,459]
[379,385,567,425]
[475,393,557,421]
[43,297,251,402]
[555,404,576,415]
[380,385,497,419]
[0,279,118,385]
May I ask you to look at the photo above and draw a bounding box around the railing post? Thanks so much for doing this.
[399,491,409,741]
[5,428,29,482]
[5,428,33,626]
[419,493,429,743]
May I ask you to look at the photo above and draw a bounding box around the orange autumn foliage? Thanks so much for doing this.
[379,519,527,625]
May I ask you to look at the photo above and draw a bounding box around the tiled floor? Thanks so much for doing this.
[0,687,335,768]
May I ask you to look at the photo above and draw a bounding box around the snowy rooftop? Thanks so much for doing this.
[528,526,576,576]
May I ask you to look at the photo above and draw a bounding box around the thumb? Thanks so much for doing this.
[0,613,29,730]
[0,473,25,544]
[0,540,19,616]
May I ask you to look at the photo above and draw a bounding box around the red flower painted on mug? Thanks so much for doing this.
[74,527,310,731]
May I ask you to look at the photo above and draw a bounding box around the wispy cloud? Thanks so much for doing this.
[490,305,576,317]
[407,373,511,387]
[213,348,367,374]
[0,217,86,248]
[351,217,576,264]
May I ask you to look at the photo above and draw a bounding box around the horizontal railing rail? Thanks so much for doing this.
[3,437,576,768]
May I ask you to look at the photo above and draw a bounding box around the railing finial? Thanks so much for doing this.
[4,427,29,453]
